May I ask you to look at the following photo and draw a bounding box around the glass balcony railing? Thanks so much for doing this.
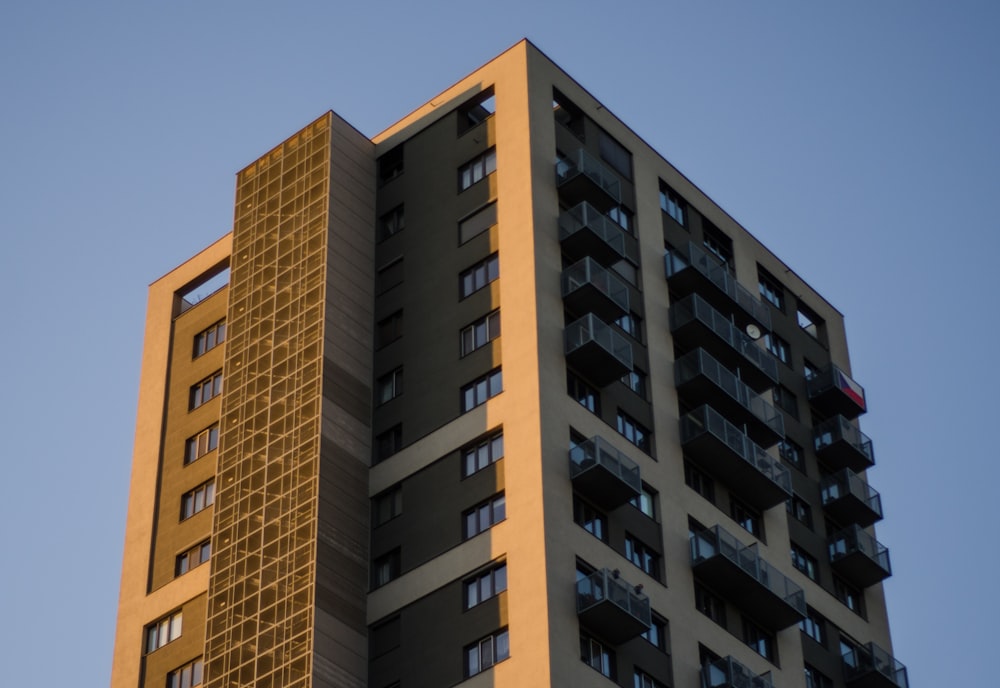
[576,568,651,644]
[680,405,791,507]
[690,525,806,623]
[814,415,875,472]
[556,148,622,208]
[843,642,909,688]
[665,242,771,329]
[569,435,642,508]
[674,348,784,445]
[562,256,629,321]
[558,201,631,265]
[564,313,633,386]
[669,293,779,390]
[829,524,892,587]
[807,363,867,418]
[701,655,773,688]
[821,468,883,527]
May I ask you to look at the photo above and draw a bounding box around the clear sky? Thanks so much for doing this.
[1,1,996,685]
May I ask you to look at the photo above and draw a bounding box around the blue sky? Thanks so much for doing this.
[1,1,996,685]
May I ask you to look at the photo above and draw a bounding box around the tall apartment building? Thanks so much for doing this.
[111,40,906,688]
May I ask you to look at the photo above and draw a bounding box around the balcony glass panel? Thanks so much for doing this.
[665,242,771,330]
[562,256,629,320]
[690,525,806,620]
[814,415,875,472]
[843,642,909,688]
[556,148,622,208]
[821,468,883,526]
[669,294,778,390]
[576,568,651,643]
[569,435,641,508]
[564,313,633,385]
[558,201,631,265]
[701,655,773,688]
[674,348,784,445]
[807,363,867,418]
[829,524,891,586]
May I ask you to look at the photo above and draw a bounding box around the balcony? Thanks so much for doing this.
[564,313,633,386]
[690,525,806,630]
[569,435,641,509]
[556,148,622,212]
[665,242,771,331]
[669,294,778,392]
[843,642,909,688]
[821,469,883,528]
[680,406,791,510]
[829,524,892,588]
[562,257,629,322]
[558,201,631,266]
[576,568,651,644]
[674,349,784,447]
[814,415,875,473]
[807,364,867,419]
[701,655,773,688]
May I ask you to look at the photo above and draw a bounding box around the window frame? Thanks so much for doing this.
[145,610,183,653]
[466,628,510,677]
[193,320,226,358]
[464,562,507,609]
[459,253,499,298]
[458,148,497,191]
[189,371,223,410]
[461,368,502,412]
[376,368,403,405]
[184,424,219,465]
[616,410,651,453]
[464,493,506,539]
[180,480,215,520]
[461,430,504,478]
[460,310,501,357]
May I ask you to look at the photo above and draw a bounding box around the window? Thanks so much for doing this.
[659,181,687,227]
[376,310,403,349]
[633,670,667,688]
[462,430,504,477]
[374,425,402,463]
[787,495,813,529]
[378,205,404,242]
[731,498,763,539]
[757,268,785,311]
[703,221,733,269]
[573,495,607,542]
[459,148,497,190]
[608,205,633,233]
[778,439,805,472]
[614,311,643,340]
[461,310,500,356]
[805,665,834,688]
[743,618,775,661]
[772,385,799,419]
[145,611,182,653]
[799,608,826,644]
[791,544,819,581]
[167,658,203,688]
[459,202,497,244]
[553,89,585,139]
[373,485,402,526]
[617,410,650,453]
[641,615,668,652]
[189,371,222,410]
[625,533,661,579]
[461,368,502,412]
[466,629,509,676]
[460,253,499,298]
[685,461,715,503]
[180,481,215,520]
[193,321,225,358]
[378,145,403,185]
[376,368,403,405]
[764,332,790,364]
[567,371,600,414]
[629,484,657,520]
[372,548,401,588]
[464,563,507,608]
[695,583,726,626]
[598,129,632,179]
[458,88,496,134]
[376,257,404,294]
[835,577,865,615]
[621,369,646,398]
[797,302,824,339]
[176,540,211,576]
[803,359,820,381]
[185,424,219,465]
[581,633,615,679]
[464,494,506,539]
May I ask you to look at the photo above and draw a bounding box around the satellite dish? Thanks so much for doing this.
[746,324,762,340]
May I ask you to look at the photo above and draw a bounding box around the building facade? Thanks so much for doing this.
[111,40,905,688]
